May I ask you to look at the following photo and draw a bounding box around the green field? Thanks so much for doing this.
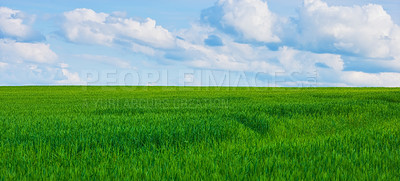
[0,87,399,180]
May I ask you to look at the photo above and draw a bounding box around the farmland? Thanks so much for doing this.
[0,87,399,180]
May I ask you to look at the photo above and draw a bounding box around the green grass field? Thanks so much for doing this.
[0,87,399,180]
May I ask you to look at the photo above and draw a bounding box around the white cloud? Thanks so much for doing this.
[0,7,42,41]
[63,8,176,49]
[278,46,344,73]
[3,2,400,87]
[131,43,156,56]
[174,25,277,72]
[57,0,396,87]
[0,7,84,85]
[174,36,281,73]
[56,68,86,85]
[0,39,57,64]
[0,7,31,39]
[390,25,400,59]
[341,71,400,87]
[0,8,55,65]
[220,0,280,42]
[188,0,400,87]
[0,62,83,85]
[202,0,280,43]
[172,30,345,77]
[63,9,113,45]
[0,40,84,85]
[298,0,399,59]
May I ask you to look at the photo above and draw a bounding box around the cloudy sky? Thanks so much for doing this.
[1,0,399,86]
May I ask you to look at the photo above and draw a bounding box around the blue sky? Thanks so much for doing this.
[0,0,399,86]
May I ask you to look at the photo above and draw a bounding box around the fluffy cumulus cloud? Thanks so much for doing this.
[0,7,43,41]
[0,39,57,64]
[0,7,83,85]
[298,0,400,59]
[201,0,280,43]
[198,0,400,60]
[169,25,344,83]
[182,0,400,86]
[3,0,400,86]
[63,8,176,51]
[168,25,281,73]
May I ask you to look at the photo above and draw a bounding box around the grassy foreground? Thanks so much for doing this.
[0,86,399,180]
